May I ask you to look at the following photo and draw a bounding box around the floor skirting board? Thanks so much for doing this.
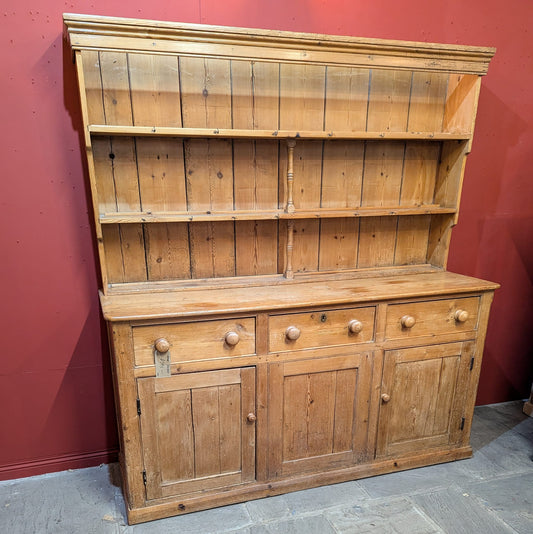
[0,449,118,481]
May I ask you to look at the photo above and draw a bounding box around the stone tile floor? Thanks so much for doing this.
[1,401,532,533]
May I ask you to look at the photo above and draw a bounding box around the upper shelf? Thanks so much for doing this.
[89,125,471,141]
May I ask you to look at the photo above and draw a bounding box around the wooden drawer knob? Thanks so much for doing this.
[246,413,257,422]
[381,393,391,403]
[348,319,363,334]
[154,338,170,353]
[224,331,240,346]
[285,326,301,341]
[401,315,416,329]
[455,309,469,323]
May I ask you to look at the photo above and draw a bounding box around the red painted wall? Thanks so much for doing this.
[1,1,532,479]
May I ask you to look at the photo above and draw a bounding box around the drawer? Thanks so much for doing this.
[132,318,256,366]
[269,307,375,353]
[385,297,480,340]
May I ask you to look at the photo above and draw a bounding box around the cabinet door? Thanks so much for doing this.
[268,352,374,478]
[376,341,474,458]
[138,367,255,500]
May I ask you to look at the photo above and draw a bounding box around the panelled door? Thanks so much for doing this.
[137,367,256,500]
[376,341,475,458]
[268,351,374,478]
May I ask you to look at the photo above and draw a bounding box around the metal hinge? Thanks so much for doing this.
[460,417,465,431]
[469,357,475,371]
[142,470,147,486]
[137,398,141,416]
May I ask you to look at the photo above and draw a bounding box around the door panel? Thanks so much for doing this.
[138,367,255,500]
[268,352,373,478]
[377,341,474,458]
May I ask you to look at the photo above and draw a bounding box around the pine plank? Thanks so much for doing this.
[136,137,187,211]
[361,142,405,206]
[156,389,194,483]
[144,223,191,281]
[394,215,431,265]
[192,387,222,477]
[230,60,254,129]
[367,69,412,132]
[80,50,105,124]
[218,384,242,473]
[318,218,359,271]
[407,72,448,132]
[91,137,118,213]
[235,221,279,276]
[179,56,232,128]
[99,51,133,125]
[358,216,398,268]
[291,219,320,273]
[321,141,364,208]
[128,53,181,127]
[283,374,309,461]
[189,221,236,278]
[325,66,370,131]
[307,371,336,456]
[251,62,280,130]
[332,369,357,453]
[279,64,326,130]
[401,142,440,206]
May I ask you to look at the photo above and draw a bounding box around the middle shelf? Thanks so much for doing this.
[99,205,456,224]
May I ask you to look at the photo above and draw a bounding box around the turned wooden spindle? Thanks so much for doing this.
[285,220,294,279]
[285,140,296,214]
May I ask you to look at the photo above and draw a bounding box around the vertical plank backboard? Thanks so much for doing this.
[321,141,364,208]
[394,215,431,265]
[136,138,186,212]
[279,64,326,130]
[180,56,232,128]
[361,142,405,206]
[367,69,412,132]
[358,216,397,268]
[128,53,182,127]
[251,62,280,130]
[318,218,359,271]
[407,72,448,132]
[324,67,370,131]
[80,50,105,124]
[235,221,279,276]
[99,51,133,125]
[144,223,191,281]
[401,142,440,206]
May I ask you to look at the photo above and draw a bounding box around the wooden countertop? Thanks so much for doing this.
[99,270,499,322]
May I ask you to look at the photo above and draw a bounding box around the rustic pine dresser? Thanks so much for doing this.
[64,14,498,523]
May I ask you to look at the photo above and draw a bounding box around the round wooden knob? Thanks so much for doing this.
[381,393,391,403]
[348,319,363,334]
[285,326,301,341]
[224,331,240,346]
[455,309,469,323]
[401,315,416,329]
[247,413,257,422]
[154,338,170,353]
